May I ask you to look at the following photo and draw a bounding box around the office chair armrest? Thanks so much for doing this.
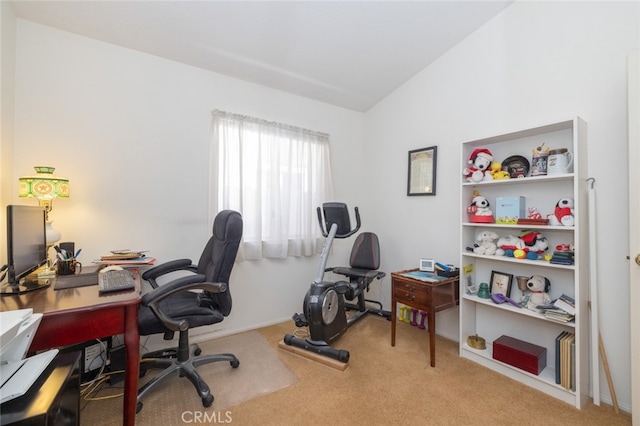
[142,258,197,288]
[142,274,228,332]
[142,273,206,305]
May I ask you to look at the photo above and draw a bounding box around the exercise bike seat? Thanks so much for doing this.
[325,232,385,300]
[329,267,385,280]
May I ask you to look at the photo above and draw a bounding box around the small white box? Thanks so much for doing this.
[495,196,525,224]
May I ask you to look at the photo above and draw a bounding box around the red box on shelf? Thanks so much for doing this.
[492,335,547,375]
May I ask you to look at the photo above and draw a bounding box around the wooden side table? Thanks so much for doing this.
[391,269,459,367]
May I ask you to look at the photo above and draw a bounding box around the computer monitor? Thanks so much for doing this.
[1,205,50,295]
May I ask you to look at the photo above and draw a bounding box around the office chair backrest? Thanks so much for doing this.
[349,232,380,271]
[197,210,243,316]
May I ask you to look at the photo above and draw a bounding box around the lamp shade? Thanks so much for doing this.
[19,166,70,200]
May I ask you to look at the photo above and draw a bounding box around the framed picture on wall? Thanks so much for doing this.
[407,146,437,196]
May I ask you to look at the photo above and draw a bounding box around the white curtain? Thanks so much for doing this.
[211,110,334,260]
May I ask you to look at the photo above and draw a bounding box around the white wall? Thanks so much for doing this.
[363,0,638,412]
[0,1,17,264]
[11,20,365,341]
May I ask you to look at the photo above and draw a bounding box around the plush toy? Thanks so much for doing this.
[525,275,551,312]
[527,206,543,220]
[497,232,548,260]
[463,148,494,182]
[519,230,549,258]
[489,162,510,180]
[548,198,575,226]
[470,195,492,216]
[472,230,503,256]
[497,235,526,252]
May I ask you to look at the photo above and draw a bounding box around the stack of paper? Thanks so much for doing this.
[94,250,155,265]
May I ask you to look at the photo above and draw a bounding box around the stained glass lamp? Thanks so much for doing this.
[18,166,70,246]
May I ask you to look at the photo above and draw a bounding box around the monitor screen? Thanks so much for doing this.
[6,205,47,285]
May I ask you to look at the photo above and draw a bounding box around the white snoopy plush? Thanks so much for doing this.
[525,275,552,312]
[473,230,502,255]
[471,195,492,216]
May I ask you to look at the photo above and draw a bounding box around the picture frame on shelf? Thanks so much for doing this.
[407,146,437,196]
[490,271,513,297]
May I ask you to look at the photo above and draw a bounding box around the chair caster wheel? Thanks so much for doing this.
[193,347,202,356]
[231,359,240,368]
[202,394,214,407]
[136,402,143,413]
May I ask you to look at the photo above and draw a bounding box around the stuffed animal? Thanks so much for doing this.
[463,148,494,182]
[519,230,549,258]
[497,232,548,260]
[548,198,575,226]
[470,195,492,216]
[497,235,526,252]
[525,275,551,312]
[527,206,542,220]
[472,230,503,256]
[489,162,510,180]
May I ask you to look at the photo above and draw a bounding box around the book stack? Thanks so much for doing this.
[550,246,574,265]
[538,293,575,323]
[555,331,576,391]
[543,308,575,323]
[554,294,575,315]
[94,250,156,266]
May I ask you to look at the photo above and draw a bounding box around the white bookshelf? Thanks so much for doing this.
[459,117,589,409]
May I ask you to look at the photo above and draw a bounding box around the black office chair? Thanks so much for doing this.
[326,232,391,320]
[136,210,243,413]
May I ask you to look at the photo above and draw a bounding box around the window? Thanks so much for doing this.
[211,110,334,260]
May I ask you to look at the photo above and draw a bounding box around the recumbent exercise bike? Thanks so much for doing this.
[284,202,391,362]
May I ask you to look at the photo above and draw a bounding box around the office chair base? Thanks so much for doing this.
[136,353,239,414]
[140,343,202,364]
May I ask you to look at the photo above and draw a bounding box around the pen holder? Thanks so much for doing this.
[57,259,82,276]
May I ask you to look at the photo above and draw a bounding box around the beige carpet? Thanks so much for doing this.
[80,330,297,425]
[81,316,631,425]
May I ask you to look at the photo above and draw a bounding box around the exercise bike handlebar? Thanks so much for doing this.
[314,205,361,284]
[316,206,361,238]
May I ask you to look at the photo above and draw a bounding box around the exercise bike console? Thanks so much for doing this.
[284,202,390,363]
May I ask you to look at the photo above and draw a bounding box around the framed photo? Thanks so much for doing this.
[407,146,437,196]
[490,271,513,297]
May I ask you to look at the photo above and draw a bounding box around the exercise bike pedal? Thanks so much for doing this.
[292,312,308,327]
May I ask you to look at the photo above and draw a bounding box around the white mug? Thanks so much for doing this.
[547,149,573,174]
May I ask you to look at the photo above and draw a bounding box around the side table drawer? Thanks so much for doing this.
[393,284,429,309]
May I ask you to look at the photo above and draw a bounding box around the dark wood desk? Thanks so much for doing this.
[0,269,141,426]
[391,269,459,367]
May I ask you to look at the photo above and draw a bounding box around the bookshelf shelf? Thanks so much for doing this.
[459,117,588,409]
[461,294,577,328]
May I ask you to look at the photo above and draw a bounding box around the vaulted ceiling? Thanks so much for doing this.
[10,1,513,112]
